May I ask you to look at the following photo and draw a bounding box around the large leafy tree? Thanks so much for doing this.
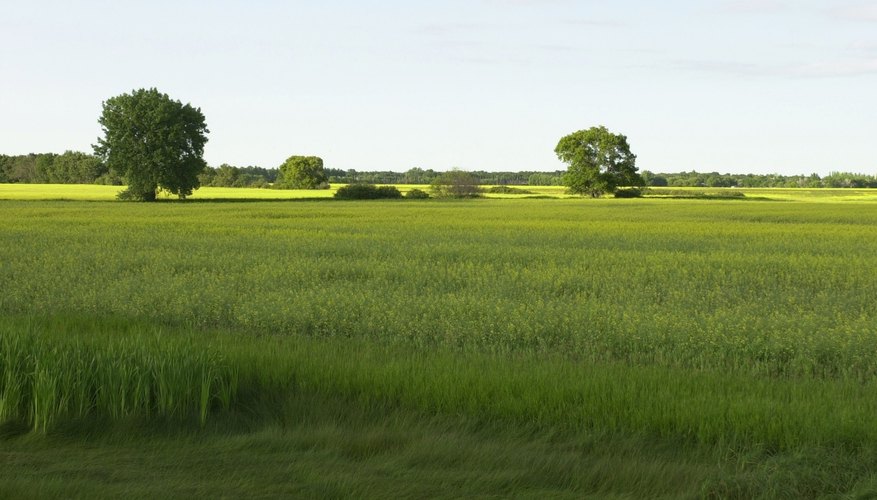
[277,156,328,189]
[94,88,209,201]
[555,126,642,197]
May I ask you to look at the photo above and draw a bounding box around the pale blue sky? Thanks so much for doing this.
[1,0,875,174]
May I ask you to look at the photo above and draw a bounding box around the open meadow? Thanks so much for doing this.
[3,185,877,497]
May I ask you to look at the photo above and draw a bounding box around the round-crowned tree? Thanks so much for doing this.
[276,156,329,189]
[555,126,643,197]
[94,88,208,201]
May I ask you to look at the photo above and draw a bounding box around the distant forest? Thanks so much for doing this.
[2,152,876,189]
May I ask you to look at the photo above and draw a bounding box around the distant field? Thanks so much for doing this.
[645,185,877,202]
[2,182,875,202]
[0,183,335,200]
[0,183,570,200]
[3,190,877,496]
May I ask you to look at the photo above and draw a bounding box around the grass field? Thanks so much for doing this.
[3,182,877,202]
[0,183,571,200]
[2,185,877,497]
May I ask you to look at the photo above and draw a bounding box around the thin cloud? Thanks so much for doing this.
[563,18,626,28]
[829,4,877,22]
[795,58,877,77]
[483,0,572,5]
[674,57,877,78]
[414,23,485,36]
[720,0,788,13]
[674,59,767,77]
[850,40,877,54]
[456,54,532,65]
[532,43,582,53]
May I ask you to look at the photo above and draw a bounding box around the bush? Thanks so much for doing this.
[486,186,534,195]
[708,190,746,198]
[375,186,402,198]
[614,188,644,198]
[116,188,139,201]
[334,183,402,200]
[405,189,430,199]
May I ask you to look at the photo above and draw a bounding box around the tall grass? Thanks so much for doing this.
[3,314,877,451]
[2,198,877,450]
[0,317,236,430]
[2,199,877,379]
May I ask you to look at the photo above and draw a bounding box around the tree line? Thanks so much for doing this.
[642,171,877,189]
[3,152,874,190]
[2,87,873,198]
[324,168,564,186]
[0,152,118,185]
[0,150,566,188]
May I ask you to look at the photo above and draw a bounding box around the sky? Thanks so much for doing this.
[1,0,875,175]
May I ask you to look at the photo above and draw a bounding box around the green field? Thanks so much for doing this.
[3,185,877,497]
[2,182,877,202]
[0,183,572,201]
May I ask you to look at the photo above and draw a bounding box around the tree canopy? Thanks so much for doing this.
[0,152,109,184]
[555,126,642,197]
[94,88,209,201]
[276,156,329,189]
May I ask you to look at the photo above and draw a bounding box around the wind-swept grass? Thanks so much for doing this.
[3,199,877,380]
[4,314,877,454]
[3,195,877,496]
[0,317,237,431]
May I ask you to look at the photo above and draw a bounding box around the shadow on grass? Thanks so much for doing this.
[153,197,337,204]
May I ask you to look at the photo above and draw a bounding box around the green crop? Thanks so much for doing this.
[0,317,235,430]
[2,199,877,376]
[2,196,877,451]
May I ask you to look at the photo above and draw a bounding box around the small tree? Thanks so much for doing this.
[555,126,642,197]
[405,188,430,199]
[430,169,481,198]
[94,88,208,201]
[276,156,328,189]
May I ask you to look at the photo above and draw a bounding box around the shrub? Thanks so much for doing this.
[614,188,644,198]
[334,183,402,200]
[405,189,430,199]
[708,190,746,198]
[376,186,402,198]
[486,186,534,195]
